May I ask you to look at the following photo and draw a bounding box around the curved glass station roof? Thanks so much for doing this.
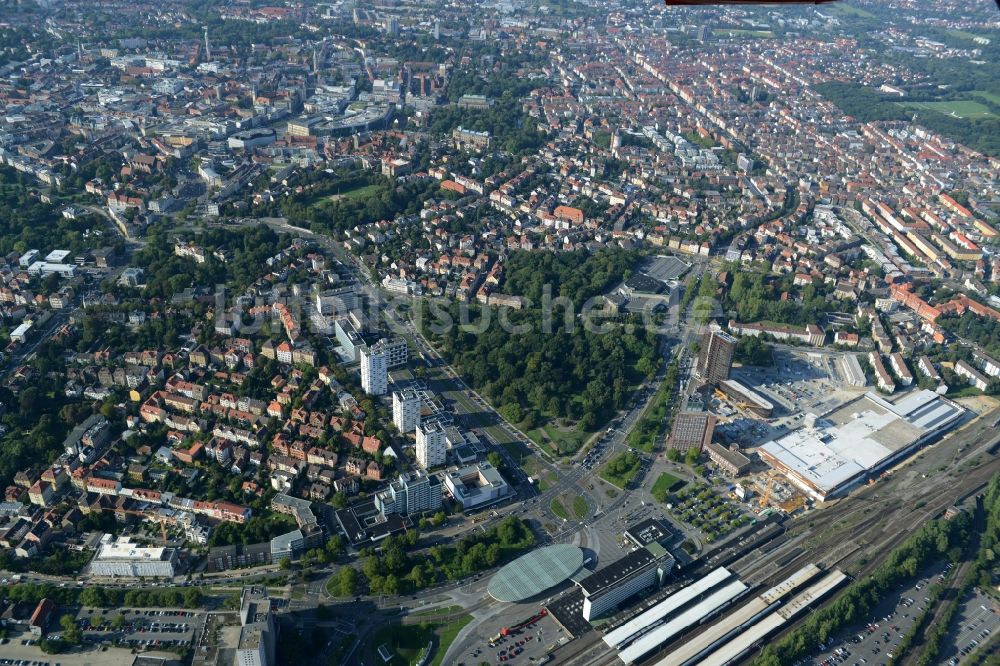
[487,544,585,602]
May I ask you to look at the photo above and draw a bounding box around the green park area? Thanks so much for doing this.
[599,451,642,489]
[319,182,383,205]
[973,91,1000,105]
[827,2,875,18]
[368,614,473,666]
[716,29,773,38]
[506,442,558,491]
[651,472,686,502]
[947,29,987,42]
[901,100,997,120]
[526,423,590,458]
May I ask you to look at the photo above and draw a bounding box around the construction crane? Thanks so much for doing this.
[758,476,775,508]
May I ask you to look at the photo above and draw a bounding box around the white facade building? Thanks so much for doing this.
[360,344,388,395]
[416,421,446,469]
[90,535,177,578]
[392,389,421,433]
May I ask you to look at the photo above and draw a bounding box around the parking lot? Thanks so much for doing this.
[938,587,1000,664]
[811,563,951,666]
[70,607,203,651]
[458,607,563,665]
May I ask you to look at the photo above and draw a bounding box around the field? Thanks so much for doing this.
[716,29,773,38]
[651,472,686,502]
[550,494,588,520]
[368,614,473,666]
[827,2,875,18]
[973,91,1000,105]
[507,443,558,491]
[947,29,986,42]
[526,423,590,457]
[319,183,382,205]
[901,100,997,120]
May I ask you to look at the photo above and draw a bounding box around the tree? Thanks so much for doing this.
[331,567,360,597]
[279,556,292,571]
[684,447,700,466]
[59,614,82,646]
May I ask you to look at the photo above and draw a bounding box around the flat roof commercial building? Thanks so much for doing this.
[705,441,751,477]
[443,462,510,510]
[91,535,177,578]
[579,549,661,621]
[759,390,964,501]
[668,411,716,453]
[838,354,867,387]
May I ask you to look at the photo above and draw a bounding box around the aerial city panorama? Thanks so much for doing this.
[0,0,998,664]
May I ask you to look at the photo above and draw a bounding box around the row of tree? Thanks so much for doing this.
[330,516,535,597]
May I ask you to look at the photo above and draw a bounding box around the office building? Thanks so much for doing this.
[579,549,660,621]
[235,586,276,666]
[392,389,421,433]
[416,421,446,469]
[706,441,751,476]
[371,337,408,368]
[697,330,737,384]
[360,345,388,395]
[90,535,177,578]
[668,411,716,453]
[443,462,510,510]
[376,470,442,516]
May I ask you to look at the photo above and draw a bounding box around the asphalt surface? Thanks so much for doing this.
[810,563,954,666]
[938,588,1000,664]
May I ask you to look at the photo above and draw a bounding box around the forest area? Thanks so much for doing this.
[815,81,1000,157]
[420,250,660,449]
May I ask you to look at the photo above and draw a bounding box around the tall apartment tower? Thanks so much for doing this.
[360,345,388,395]
[697,330,737,384]
[416,421,446,469]
[392,389,421,433]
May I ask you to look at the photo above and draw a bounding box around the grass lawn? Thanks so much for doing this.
[973,91,1000,106]
[550,497,570,520]
[512,447,558,491]
[526,422,590,457]
[651,472,685,501]
[412,605,464,617]
[314,183,383,207]
[369,614,472,666]
[431,615,474,666]
[948,29,986,42]
[572,495,588,519]
[828,2,875,18]
[716,29,773,38]
[901,100,997,119]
